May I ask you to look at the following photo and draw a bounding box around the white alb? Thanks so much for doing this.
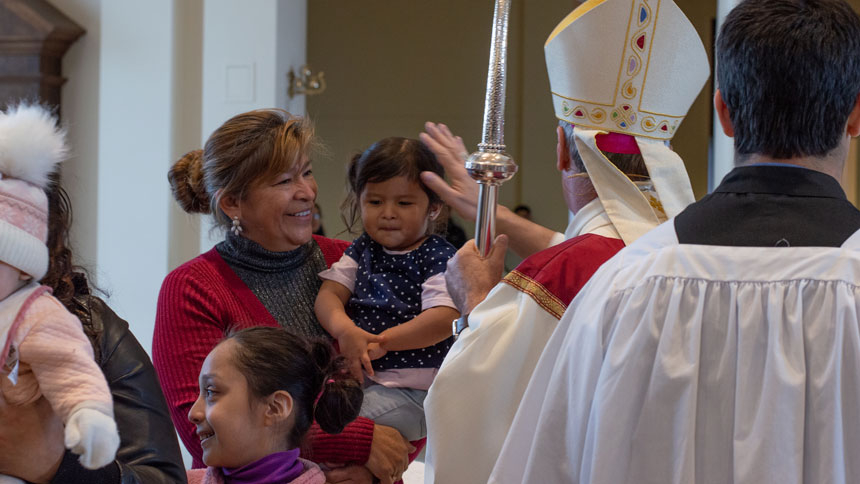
[491,221,860,484]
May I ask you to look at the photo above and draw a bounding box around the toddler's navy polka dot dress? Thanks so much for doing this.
[345,233,456,371]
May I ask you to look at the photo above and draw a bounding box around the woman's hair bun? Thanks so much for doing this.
[169,149,210,214]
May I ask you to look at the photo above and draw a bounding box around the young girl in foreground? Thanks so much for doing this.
[186,327,362,484]
[315,137,459,442]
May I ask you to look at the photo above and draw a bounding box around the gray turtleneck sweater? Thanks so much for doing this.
[216,231,330,340]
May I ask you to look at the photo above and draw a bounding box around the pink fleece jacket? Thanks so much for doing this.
[0,287,113,420]
[186,459,325,484]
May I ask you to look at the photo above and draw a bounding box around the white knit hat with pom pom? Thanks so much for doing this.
[0,104,67,280]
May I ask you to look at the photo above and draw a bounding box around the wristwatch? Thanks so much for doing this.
[452,314,469,338]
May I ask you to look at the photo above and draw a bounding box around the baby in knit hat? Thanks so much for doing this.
[0,104,119,483]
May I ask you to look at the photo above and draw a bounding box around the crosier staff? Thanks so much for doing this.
[465,0,518,257]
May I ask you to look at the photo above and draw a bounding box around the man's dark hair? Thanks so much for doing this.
[717,0,860,160]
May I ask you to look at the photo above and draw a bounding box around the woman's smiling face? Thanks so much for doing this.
[188,339,274,468]
[234,158,318,252]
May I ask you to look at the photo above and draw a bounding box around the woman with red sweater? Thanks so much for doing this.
[153,109,414,484]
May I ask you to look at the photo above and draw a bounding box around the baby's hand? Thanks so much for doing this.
[338,327,382,379]
[367,342,387,361]
[64,407,119,469]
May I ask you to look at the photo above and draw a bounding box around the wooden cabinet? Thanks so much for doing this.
[0,0,83,111]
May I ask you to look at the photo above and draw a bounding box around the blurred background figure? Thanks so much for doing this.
[443,218,467,249]
[513,204,532,220]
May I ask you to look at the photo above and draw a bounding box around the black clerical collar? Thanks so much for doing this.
[715,164,847,200]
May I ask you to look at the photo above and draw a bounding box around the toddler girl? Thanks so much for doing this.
[186,326,362,484]
[315,137,459,442]
[0,104,119,482]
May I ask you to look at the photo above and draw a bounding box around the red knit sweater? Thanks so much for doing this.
[153,236,378,469]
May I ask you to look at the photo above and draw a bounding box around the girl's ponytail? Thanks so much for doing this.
[310,340,363,434]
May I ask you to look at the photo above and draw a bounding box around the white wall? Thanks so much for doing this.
[96,1,175,354]
[710,0,741,189]
[54,0,101,274]
[58,0,182,355]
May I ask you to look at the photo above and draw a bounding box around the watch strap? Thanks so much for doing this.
[452,314,469,337]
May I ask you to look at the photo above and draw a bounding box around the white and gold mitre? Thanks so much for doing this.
[545,0,709,140]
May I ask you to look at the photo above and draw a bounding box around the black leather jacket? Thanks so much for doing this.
[48,294,186,484]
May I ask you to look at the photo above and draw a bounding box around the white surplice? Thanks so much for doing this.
[490,221,860,484]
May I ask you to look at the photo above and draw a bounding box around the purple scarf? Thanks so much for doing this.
[222,449,304,484]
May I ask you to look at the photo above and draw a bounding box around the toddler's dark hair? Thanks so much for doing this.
[224,327,363,448]
[341,137,446,234]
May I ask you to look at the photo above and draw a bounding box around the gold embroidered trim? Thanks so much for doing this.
[502,270,567,320]
[552,115,680,142]
[551,1,684,139]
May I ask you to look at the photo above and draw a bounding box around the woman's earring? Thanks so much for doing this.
[231,216,243,236]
